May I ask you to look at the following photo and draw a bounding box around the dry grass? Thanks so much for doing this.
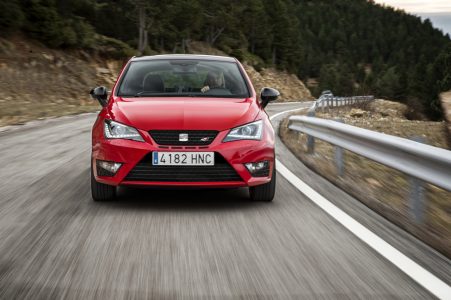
[0,37,312,128]
[0,36,121,127]
[279,101,451,258]
[188,41,313,101]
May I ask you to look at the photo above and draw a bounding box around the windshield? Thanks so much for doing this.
[117,59,250,98]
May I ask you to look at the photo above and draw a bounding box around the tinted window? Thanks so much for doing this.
[117,59,250,98]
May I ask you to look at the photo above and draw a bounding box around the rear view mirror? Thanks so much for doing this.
[260,87,280,108]
[89,86,108,107]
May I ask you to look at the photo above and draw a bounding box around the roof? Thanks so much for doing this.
[131,54,236,62]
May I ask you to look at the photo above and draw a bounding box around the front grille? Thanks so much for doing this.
[124,153,243,182]
[149,130,218,146]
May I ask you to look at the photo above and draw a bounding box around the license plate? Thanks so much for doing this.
[152,152,214,166]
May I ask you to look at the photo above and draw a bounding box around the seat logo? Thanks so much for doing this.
[179,133,188,142]
[200,137,210,142]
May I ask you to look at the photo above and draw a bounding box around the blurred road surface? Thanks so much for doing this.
[0,102,449,299]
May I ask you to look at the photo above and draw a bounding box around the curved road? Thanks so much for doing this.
[0,102,449,299]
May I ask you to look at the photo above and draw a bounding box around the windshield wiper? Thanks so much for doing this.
[131,92,243,98]
[134,91,152,97]
[134,92,171,97]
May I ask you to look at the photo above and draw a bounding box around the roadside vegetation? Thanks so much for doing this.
[279,101,451,258]
[1,0,451,120]
[0,37,311,127]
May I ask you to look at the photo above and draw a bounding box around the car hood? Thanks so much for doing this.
[108,97,259,131]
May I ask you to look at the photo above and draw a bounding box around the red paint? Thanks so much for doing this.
[92,56,275,188]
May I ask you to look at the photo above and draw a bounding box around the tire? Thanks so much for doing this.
[249,169,276,202]
[91,164,116,201]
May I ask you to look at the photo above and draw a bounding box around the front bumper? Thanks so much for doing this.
[92,129,274,188]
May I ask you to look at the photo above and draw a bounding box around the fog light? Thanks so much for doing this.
[96,160,122,177]
[245,161,270,177]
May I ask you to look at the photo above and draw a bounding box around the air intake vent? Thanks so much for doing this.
[149,130,218,146]
[124,153,243,182]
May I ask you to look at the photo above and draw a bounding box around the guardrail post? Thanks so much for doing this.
[409,136,426,224]
[334,119,345,176]
[306,110,315,153]
[409,177,425,224]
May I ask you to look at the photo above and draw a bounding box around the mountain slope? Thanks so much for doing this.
[1,0,450,118]
[0,36,311,127]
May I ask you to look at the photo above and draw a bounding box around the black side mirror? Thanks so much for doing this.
[260,87,280,108]
[89,86,108,107]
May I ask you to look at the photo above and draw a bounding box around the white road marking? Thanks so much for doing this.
[269,101,306,105]
[271,109,451,300]
[270,107,309,120]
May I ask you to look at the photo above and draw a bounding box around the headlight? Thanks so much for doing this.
[104,120,144,142]
[223,120,263,142]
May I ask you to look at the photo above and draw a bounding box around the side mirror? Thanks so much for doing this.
[260,87,280,108]
[89,86,108,107]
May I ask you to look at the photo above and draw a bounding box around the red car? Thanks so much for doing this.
[90,54,279,202]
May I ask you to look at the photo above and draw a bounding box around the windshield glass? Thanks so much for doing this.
[117,59,250,98]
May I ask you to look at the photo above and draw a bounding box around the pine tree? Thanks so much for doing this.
[0,0,24,35]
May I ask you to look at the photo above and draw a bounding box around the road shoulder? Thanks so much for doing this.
[271,109,451,286]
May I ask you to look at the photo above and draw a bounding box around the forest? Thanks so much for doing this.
[1,0,450,119]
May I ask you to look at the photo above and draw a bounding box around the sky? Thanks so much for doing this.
[373,0,451,35]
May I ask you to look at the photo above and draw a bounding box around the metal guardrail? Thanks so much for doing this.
[288,116,451,192]
[309,94,374,113]
[288,116,451,224]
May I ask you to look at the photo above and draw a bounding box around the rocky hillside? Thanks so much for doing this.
[243,65,312,102]
[187,41,312,101]
[0,37,312,127]
[0,35,108,127]
[308,99,448,149]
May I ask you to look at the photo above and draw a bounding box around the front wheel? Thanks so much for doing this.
[91,164,116,201]
[249,170,276,202]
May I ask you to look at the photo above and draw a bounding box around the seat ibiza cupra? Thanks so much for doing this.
[90,54,279,202]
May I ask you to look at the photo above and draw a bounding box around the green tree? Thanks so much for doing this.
[434,44,451,92]
[0,0,24,35]
[241,0,271,57]
[375,67,403,100]
[23,0,67,47]
[167,0,202,53]
[4,0,450,118]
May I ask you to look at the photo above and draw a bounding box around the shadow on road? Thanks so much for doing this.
[96,186,265,211]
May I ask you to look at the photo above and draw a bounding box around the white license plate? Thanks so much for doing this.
[152,152,214,166]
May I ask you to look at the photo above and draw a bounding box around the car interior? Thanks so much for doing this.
[118,60,249,97]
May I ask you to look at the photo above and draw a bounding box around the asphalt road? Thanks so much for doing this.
[0,102,448,299]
